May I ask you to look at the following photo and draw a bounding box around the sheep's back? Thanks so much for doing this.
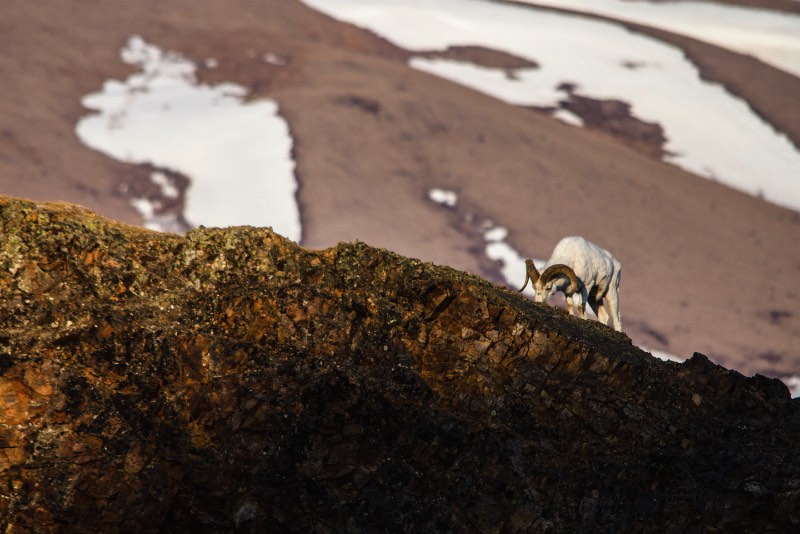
[548,236,617,288]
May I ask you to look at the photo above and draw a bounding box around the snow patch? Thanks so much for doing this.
[129,197,184,233]
[263,53,287,66]
[428,188,458,207]
[76,35,301,241]
[150,171,179,199]
[484,225,509,243]
[130,197,157,227]
[552,108,584,126]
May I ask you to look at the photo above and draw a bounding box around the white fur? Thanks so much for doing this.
[544,236,622,331]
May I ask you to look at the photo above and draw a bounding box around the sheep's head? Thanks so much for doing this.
[534,264,579,303]
[534,281,556,303]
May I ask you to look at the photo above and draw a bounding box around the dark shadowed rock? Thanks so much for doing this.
[1,196,798,532]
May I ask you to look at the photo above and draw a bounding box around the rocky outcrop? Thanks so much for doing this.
[1,196,798,532]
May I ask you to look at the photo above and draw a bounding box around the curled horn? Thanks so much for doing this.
[518,259,541,292]
[539,264,579,293]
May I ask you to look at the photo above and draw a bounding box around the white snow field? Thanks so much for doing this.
[76,36,301,241]
[301,0,800,214]
[516,0,800,78]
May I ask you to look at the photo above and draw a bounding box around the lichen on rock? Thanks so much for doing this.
[0,196,798,532]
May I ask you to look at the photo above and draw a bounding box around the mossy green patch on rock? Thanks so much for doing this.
[1,196,798,532]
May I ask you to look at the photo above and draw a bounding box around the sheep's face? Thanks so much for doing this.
[534,281,558,303]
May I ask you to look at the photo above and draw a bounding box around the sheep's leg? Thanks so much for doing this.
[596,300,610,325]
[587,296,600,318]
[578,287,588,319]
[605,291,622,332]
[566,293,575,317]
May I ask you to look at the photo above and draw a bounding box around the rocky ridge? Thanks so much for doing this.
[0,196,798,532]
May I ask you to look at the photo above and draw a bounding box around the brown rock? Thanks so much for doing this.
[0,196,798,532]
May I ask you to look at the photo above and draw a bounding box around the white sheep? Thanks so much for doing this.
[535,236,622,331]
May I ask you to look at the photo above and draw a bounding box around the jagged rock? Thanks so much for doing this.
[0,196,798,532]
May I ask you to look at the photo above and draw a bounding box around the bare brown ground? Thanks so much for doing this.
[1,0,799,378]
[416,45,540,70]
